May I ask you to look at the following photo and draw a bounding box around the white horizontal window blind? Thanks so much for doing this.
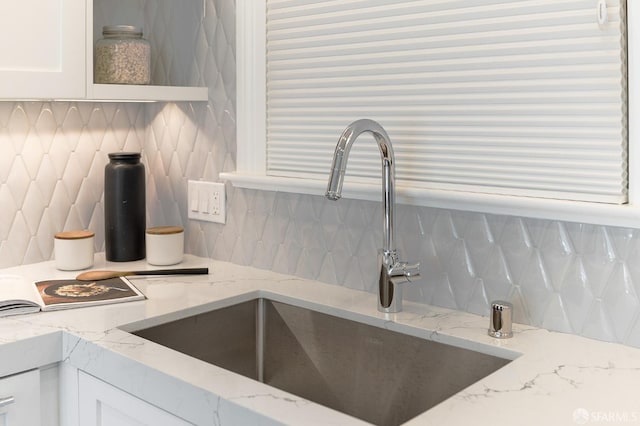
[265,0,628,204]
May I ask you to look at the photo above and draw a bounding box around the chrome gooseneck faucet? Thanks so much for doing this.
[326,119,420,313]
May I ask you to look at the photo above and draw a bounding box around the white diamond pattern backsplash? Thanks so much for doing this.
[1,0,640,348]
[0,101,146,268]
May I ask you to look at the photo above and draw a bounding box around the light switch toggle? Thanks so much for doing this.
[189,187,199,212]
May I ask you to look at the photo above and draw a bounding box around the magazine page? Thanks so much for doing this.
[0,275,41,316]
[35,277,145,311]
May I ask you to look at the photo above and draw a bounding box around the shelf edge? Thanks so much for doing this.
[88,84,209,102]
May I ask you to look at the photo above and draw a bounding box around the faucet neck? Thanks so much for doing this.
[381,148,394,253]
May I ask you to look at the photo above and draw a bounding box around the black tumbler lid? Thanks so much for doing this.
[108,152,141,161]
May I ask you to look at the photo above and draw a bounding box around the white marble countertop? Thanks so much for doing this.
[1,254,639,425]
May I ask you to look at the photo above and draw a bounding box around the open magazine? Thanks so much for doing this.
[0,275,145,316]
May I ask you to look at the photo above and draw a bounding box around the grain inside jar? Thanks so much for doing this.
[95,25,151,85]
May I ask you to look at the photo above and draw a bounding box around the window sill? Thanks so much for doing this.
[220,172,640,229]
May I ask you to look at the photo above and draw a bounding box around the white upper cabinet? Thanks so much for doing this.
[0,0,208,102]
[0,0,85,99]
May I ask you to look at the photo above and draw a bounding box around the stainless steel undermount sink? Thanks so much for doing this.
[130,299,512,426]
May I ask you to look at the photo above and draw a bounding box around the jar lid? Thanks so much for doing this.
[103,25,143,37]
[146,226,184,235]
[108,152,141,160]
[55,230,95,240]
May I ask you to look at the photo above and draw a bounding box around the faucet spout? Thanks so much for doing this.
[325,119,420,313]
[326,119,396,252]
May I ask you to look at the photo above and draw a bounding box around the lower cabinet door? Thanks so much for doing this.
[78,371,191,426]
[0,369,40,426]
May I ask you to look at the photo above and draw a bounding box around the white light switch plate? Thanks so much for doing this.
[188,180,226,224]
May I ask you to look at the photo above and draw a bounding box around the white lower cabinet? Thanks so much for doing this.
[0,369,41,426]
[78,371,191,426]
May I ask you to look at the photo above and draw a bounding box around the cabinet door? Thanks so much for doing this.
[0,369,40,426]
[78,372,191,426]
[0,0,85,99]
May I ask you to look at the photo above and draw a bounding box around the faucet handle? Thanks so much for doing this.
[389,261,420,281]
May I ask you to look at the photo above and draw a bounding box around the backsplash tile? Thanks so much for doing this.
[0,101,145,268]
[1,0,640,349]
[214,193,640,347]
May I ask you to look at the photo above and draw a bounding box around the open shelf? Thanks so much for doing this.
[90,0,208,102]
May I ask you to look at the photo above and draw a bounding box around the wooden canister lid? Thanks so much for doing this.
[146,226,184,235]
[54,230,95,240]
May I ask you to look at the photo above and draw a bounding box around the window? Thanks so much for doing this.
[223,0,639,227]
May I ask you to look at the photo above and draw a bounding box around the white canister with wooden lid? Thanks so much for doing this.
[54,230,95,271]
[145,226,184,266]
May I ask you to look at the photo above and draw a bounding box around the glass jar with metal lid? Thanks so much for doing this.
[94,25,151,85]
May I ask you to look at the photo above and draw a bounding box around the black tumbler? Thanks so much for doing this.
[104,152,146,261]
